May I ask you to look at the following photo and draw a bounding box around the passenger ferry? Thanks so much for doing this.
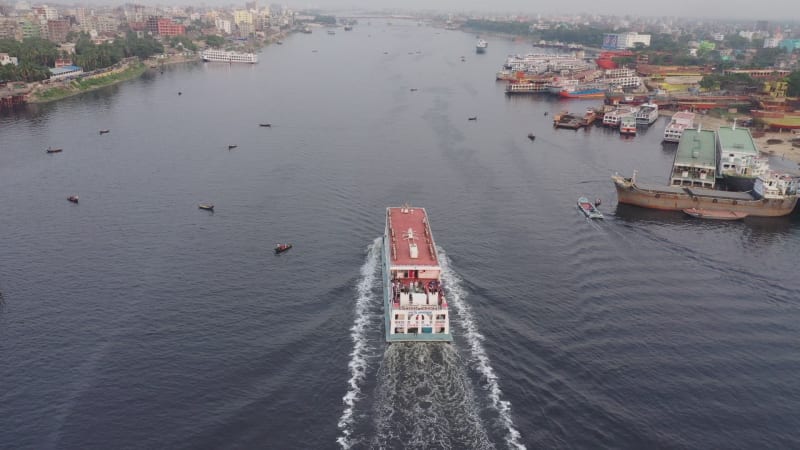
[662,111,695,142]
[383,206,451,342]
[201,49,258,64]
[476,39,488,53]
[602,106,638,127]
[505,79,550,94]
[620,116,637,135]
[635,103,659,125]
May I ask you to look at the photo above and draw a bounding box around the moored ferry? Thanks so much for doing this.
[201,49,258,64]
[603,106,638,127]
[383,206,451,342]
[635,103,659,125]
[662,111,695,142]
[619,116,637,135]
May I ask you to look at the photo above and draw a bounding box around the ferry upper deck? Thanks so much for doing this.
[385,206,439,268]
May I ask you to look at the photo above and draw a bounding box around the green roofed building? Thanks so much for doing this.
[670,128,717,188]
[717,125,767,191]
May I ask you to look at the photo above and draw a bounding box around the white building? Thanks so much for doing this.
[0,53,19,66]
[214,18,231,34]
[764,38,780,48]
[602,32,650,49]
[712,33,725,41]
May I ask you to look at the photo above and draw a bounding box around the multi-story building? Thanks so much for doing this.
[0,18,19,40]
[215,18,231,34]
[46,19,70,42]
[233,10,252,26]
[156,18,185,36]
[20,18,41,39]
[602,32,650,49]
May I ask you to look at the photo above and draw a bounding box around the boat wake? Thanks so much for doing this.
[371,343,493,449]
[337,240,524,449]
[337,237,383,449]
[439,250,527,450]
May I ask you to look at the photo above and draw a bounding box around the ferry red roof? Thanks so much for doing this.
[386,207,439,267]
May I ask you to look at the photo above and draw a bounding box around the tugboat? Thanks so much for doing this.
[275,243,293,254]
[67,195,79,203]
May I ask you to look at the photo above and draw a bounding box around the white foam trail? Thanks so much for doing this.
[337,237,382,449]
[439,250,527,450]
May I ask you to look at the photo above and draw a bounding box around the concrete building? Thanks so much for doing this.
[670,129,717,189]
[0,53,19,66]
[602,32,650,49]
[234,10,253,26]
[46,18,70,42]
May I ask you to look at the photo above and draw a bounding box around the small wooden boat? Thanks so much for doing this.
[259,123,271,127]
[683,208,747,221]
[527,133,536,141]
[46,147,63,153]
[99,129,110,134]
[228,145,238,150]
[275,243,292,254]
[409,88,418,92]
[178,91,182,96]
[468,116,477,121]
[67,195,79,203]
[198,203,214,211]
[577,196,603,219]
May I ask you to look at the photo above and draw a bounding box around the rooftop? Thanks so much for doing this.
[386,207,439,267]
[675,129,717,168]
[717,126,758,156]
[49,65,81,75]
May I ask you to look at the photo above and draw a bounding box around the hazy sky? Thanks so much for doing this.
[288,0,795,22]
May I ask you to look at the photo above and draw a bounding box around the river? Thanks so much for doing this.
[1,20,799,449]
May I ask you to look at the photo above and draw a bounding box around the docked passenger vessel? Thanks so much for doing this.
[201,49,258,64]
[383,206,451,342]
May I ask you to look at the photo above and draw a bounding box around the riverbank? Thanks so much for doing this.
[28,62,148,104]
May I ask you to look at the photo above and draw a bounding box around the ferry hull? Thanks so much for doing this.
[612,175,798,217]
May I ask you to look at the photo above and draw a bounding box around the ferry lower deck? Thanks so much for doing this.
[383,206,452,342]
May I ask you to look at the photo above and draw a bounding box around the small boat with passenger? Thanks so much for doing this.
[198,203,214,211]
[577,196,603,219]
[275,243,293,254]
[67,195,79,203]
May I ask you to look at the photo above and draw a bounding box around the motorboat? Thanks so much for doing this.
[228,144,238,149]
[198,203,214,211]
[46,147,63,153]
[275,243,293,254]
[67,195,79,203]
[577,196,603,219]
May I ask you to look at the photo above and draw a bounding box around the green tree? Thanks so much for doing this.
[787,70,800,96]
[201,34,225,48]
